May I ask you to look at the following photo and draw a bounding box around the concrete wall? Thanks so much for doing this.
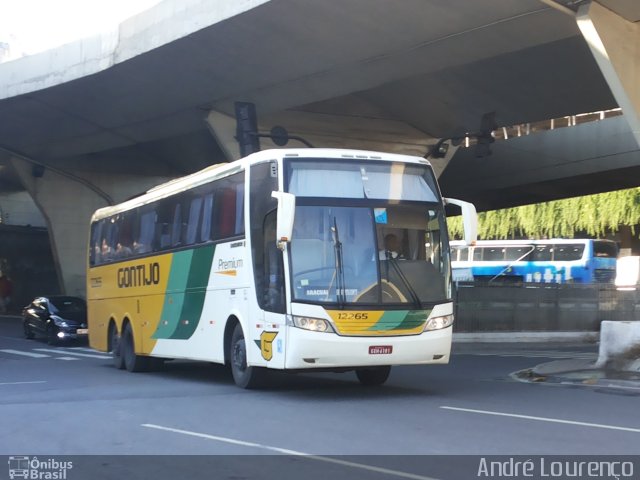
[0,190,46,227]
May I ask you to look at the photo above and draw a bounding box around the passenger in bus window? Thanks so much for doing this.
[133,240,149,255]
[115,242,132,259]
[101,239,113,261]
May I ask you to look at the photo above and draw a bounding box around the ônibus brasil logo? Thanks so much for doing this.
[8,456,73,479]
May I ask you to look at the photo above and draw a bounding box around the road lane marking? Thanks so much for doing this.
[54,357,80,361]
[142,424,439,480]
[67,347,102,353]
[0,349,50,358]
[34,348,110,359]
[0,381,47,386]
[440,406,640,433]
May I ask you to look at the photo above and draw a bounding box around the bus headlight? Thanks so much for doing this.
[424,314,453,331]
[290,316,334,333]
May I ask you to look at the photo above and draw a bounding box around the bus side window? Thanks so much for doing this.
[211,172,244,240]
[90,220,103,265]
[184,195,203,245]
[170,202,182,247]
[217,188,236,238]
[136,209,155,254]
[154,197,175,250]
[115,211,135,259]
[200,193,213,242]
[263,210,284,312]
[250,162,280,312]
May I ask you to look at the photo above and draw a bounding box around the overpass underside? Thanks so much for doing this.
[0,0,638,296]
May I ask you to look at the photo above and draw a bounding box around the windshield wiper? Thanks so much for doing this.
[330,217,347,308]
[387,257,422,309]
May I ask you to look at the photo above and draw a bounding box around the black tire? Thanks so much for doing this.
[110,324,125,369]
[121,323,149,372]
[356,366,391,386]
[229,323,266,389]
[23,320,35,339]
[46,325,58,345]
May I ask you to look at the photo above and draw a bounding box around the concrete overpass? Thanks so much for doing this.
[0,0,639,296]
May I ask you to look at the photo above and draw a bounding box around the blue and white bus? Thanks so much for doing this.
[451,239,618,284]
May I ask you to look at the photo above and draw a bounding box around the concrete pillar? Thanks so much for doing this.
[10,156,170,298]
[205,110,241,161]
[577,2,640,148]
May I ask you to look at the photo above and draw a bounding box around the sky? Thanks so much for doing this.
[0,0,161,60]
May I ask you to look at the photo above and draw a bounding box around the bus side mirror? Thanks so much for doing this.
[271,191,296,249]
[444,197,478,246]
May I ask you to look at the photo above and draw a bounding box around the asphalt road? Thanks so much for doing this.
[1,316,638,478]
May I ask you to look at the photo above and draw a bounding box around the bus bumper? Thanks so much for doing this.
[284,326,452,370]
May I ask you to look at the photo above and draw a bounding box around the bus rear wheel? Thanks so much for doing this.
[356,366,391,386]
[122,323,150,372]
[230,323,266,389]
[110,324,124,370]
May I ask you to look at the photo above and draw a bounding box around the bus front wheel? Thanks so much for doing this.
[356,366,391,386]
[230,323,266,389]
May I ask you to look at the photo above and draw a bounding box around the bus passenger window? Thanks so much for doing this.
[171,204,182,247]
[200,193,213,242]
[185,196,203,245]
[217,188,236,238]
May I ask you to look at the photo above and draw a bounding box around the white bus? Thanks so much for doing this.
[87,148,477,388]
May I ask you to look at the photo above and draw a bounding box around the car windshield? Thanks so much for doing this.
[49,297,86,314]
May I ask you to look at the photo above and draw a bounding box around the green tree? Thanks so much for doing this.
[447,188,640,239]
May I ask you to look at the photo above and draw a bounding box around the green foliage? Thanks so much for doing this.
[447,187,640,239]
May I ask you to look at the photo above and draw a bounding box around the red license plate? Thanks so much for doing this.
[369,345,393,355]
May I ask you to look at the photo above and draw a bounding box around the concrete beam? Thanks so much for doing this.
[205,100,449,166]
[577,2,640,147]
[10,156,170,297]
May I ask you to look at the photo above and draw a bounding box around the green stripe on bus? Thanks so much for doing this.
[396,309,432,330]
[367,311,408,331]
[152,250,194,339]
[170,245,215,339]
[365,309,431,331]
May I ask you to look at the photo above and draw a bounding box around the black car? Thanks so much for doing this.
[23,296,88,344]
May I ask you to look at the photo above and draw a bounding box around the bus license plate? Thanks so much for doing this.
[369,345,392,355]
[76,329,89,335]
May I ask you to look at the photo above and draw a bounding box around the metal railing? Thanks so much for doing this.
[453,282,639,332]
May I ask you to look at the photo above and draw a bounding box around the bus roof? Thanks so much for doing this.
[450,239,615,247]
[90,148,432,222]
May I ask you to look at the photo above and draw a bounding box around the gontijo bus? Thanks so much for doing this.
[87,148,477,388]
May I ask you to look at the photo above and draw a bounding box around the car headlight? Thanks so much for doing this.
[51,316,68,327]
[424,314,454,331]
[288,315,334,333]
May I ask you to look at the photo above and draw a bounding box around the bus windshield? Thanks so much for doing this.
[286,159,450,306]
